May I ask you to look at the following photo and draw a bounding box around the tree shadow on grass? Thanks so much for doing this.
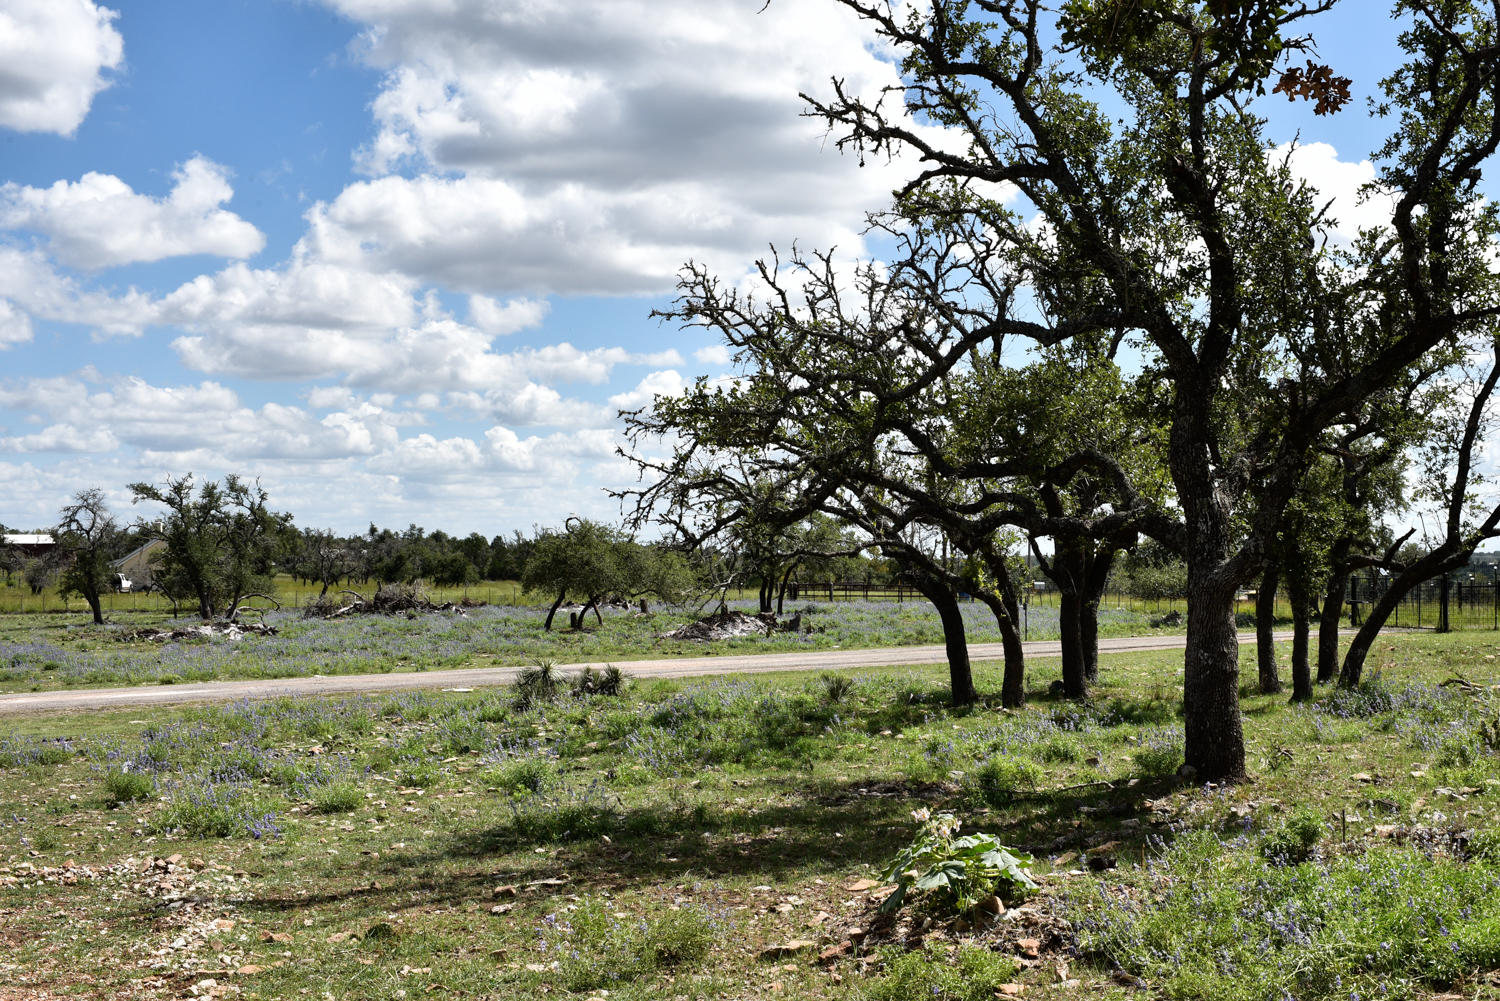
[232,770,1188,924]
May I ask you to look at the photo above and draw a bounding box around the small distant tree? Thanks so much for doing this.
[23,556,59,597]
[55,488,122,624]
[456,532,491,581]
[486,530,534,581]
[294,528,358,598]
[1122,543,1188,604]
[428,549,480,588]
[620,542,697,610]
[1340,340,1500,686]
[0,527,19,586]
[130,474,291,621]
[521,519,694,630]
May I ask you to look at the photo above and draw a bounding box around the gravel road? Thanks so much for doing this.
[0,630,1301,717]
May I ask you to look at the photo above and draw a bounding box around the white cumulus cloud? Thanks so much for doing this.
[305,0,946,296]
[608,369,688,411]
[468,294,549,335]
[1274,141,1395,242]
[0,0,123,136]
[0,245,156,337]
[0,299,33,348]
[0,157,265,268]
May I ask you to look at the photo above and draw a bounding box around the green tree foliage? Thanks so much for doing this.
[129,474,291,621]
[292,528,358,597]
[521,519,695,630]
[55,488,123,625]
[631,0,1500,780]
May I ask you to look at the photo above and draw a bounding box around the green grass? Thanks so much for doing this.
[0,590,1172,694]
[0,631,1499,999]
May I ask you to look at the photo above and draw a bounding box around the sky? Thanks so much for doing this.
[0,0,1410,537]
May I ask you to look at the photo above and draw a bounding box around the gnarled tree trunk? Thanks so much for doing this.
[1316,541,1351,683]
[914,576,975,706]
[1256,564,1281,694]
[1288,576,1313,703]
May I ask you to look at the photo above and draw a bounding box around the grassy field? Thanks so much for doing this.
[1,630,1499,999]
[0,599,1175,694]
[0,578,536,616]
[0,573,1227,620]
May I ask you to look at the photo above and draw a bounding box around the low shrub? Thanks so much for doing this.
[967,757,1040,807]
[514,660,561,708]
[310,782,363,814]
[537,899,724,992]
[507,780,619,843]
[864,945,1018,1001]
[487,757,555,794]
[879,808,1036,914]
[0,737,76,768]
[103,769,154,803]
[571,665,626,698]
[155,779,282,838]
[1029,733,1083,764]
[640,906,718,968]
[819,672,857,705]
[1075,831,1500,1000]
[1132,726,1184,778]
[1259,806,1323,864]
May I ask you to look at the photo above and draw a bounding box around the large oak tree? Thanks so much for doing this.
[636,0,1500,780]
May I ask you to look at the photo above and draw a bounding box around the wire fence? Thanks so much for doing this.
[797,572,1500,634]
[4,570,1498,632]
[0,580,532,616]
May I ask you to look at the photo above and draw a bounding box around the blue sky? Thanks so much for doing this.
[0,1,1412,535]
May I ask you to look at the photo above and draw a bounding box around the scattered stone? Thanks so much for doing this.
[819,941,852,964]
[1017,938,1041,958]
[759,940,817,960]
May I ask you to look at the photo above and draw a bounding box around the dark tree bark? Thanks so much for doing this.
[1176,384,1248,781]
[913,575,976,706]
[1288,576,1313,702]
[976,590,1027,708]
[583,595,605,626]
[544,589,567,631]
[776,565,796,616]
[1058,590,1087,698]
[1256,564,1282,694]
[1182,565,1245,781]
[1316,545,1350,684]
[1081,547,1116,684]
[1031,532,1116,698]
